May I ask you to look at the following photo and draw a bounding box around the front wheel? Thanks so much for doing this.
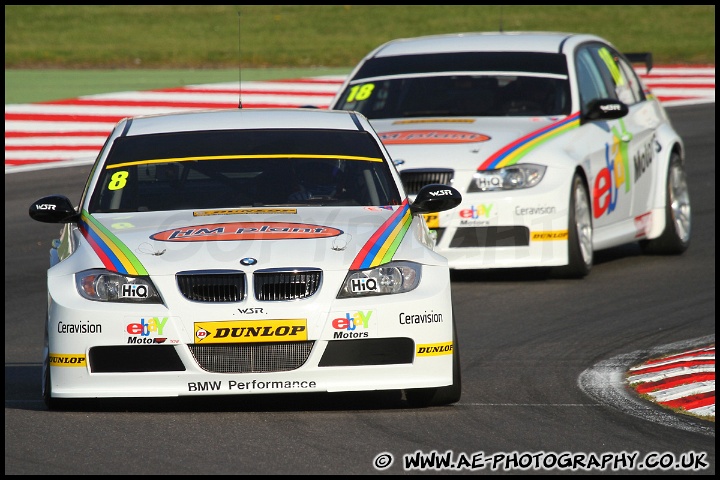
[552,173,593,279]
[404,320,461,407]
[42,320,70,410]
[639,152,691,254]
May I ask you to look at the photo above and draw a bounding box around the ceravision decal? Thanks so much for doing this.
[57,321,102,334]
[379,130,490,145]
[193,208,297,217]
[151,222,343,242]
[194,320,307,344]
[515,205,557,216]
[399,311,444,325]
[416,341,454,357]
[49,353,87,367]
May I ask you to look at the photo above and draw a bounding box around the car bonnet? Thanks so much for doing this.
[70,205,439,276]
[369,115,578,172]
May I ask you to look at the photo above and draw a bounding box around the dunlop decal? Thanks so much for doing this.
[531,230,568,241]
[423,212,439,229]
[194,319,307,344]
[49,353,87,367]
[416,342,454,357]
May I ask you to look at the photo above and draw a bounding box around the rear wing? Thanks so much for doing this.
[624,52,653,74]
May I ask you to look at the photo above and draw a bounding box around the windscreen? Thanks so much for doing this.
[88,129,403,212]
[335,52,571,118]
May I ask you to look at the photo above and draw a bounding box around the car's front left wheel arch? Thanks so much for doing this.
[552,169,593,279]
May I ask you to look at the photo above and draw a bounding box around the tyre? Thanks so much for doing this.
[405,320,461,407]
[42,323,56,409]
[42,322,69,410]
[553,173,593,279]
[639,152,691,254]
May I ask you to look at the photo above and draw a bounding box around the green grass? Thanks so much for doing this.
[4,68,350,104]
[5,5,715,68]
[5,5,715,104]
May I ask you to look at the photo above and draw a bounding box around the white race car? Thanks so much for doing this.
[29,108,463,409]
[329,32,692,277]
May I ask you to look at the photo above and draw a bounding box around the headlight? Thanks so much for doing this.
[76,269,163,303]
[468,164,546,192]
[337,261,421,298]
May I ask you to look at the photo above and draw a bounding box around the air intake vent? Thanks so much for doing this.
[176,270,246,302]
[254,268,322,301]
[188,342,314,373]
[400,168,454,195]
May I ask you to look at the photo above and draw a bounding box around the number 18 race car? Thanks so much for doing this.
[329,31,692,278]
[29,108,463,409]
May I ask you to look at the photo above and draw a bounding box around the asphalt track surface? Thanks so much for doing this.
[5,92,716,474]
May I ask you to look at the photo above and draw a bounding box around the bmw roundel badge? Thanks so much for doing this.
[240,257,258,266]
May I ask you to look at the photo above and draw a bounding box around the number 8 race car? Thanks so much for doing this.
[29,108,463,409]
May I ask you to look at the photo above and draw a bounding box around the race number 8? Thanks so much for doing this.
[108,171,129,190]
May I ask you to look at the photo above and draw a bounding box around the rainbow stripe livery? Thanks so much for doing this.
[78,211,148,275]
[478,113,581,171]
[350,200,412,270]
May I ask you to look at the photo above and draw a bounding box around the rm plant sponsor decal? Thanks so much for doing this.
[151,222,343,242]
[379,130,490,144]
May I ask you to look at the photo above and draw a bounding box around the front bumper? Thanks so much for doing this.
[46,265,455,399]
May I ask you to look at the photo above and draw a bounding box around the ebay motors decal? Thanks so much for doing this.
[150,222,343,242]
[379,130,490,144]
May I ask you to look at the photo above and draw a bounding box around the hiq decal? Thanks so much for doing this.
[120,283,149,299]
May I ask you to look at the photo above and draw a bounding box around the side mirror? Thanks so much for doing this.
[29,195,80,224]
[582,98,629,122]
[410,184,462,214]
